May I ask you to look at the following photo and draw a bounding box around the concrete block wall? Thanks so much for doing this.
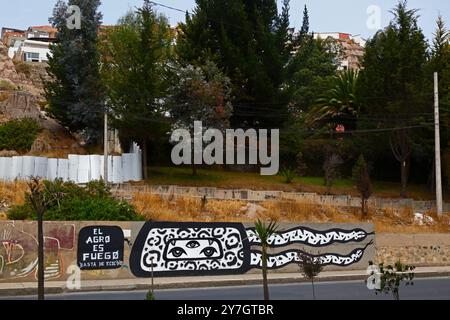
[122,185,449,213]
[0,146,142,184]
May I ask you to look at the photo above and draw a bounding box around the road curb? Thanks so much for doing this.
[2,271,449,297]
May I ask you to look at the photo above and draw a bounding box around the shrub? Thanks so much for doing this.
[8,204,33,220]
[0,79,17,91]
[368,261,415,300]
[280,168,296,184]
[0,118,42,152]
[146,290,155,300]
[297,251,323,300]
[352,155,373,216]
[44,196,139,221]
[7,179,144,221]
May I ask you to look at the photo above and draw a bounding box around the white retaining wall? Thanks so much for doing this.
[0,144,142,184]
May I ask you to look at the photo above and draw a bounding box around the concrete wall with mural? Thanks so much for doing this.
[0,221,375,283]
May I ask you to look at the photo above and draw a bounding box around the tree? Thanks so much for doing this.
[276,0,292,64]
[285,37,340,114]
[323,152,343,194]
[254,219,278,301]
[429,16,450,154]
[357,1,429,197]
[26,178,49,300]
[368,261,415,300]
[297,251,323,300]
[168,61,233,175]
[45,0,104,142]
[352,154,373,216]
[99,1,173,179]
[297,5,310,45]
[308,69,360,128]
[176,0,290,129]
[390,129,412,197]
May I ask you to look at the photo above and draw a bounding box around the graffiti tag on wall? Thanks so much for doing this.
[0,222,75,280]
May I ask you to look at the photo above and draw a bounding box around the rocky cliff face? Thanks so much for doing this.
[0,43,50,96]
[0,42,85,157]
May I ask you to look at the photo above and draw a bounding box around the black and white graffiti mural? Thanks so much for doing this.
[130,222,250,277]
[130,222,375,277]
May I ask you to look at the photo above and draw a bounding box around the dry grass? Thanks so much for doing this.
[0,91,11,102]
[130,191,450,233]
[132,192,247,222]
[1,181,447,233]
[0,181,27,218]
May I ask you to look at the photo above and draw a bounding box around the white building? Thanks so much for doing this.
[313,32,366,47]
[313,32,366,71]
[13,39,51,63]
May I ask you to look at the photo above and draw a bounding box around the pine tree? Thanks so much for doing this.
[299,5,310,42]
[276,0,292,62]
[429,15,450,177]
[176,0,289,128]
[45,0,104,142]
[357,1,429,197]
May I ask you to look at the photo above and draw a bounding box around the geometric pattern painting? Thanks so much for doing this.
[130,222,375,277]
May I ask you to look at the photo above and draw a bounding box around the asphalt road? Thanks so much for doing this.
[2,277,450,300]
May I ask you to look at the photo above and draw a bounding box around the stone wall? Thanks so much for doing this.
[114,185,450,213]
[376,234,450,266]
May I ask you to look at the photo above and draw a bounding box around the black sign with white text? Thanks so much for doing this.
[77,226,124,270]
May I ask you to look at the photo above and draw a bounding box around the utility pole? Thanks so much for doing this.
[104,107,109,185]
[434,72,443,216]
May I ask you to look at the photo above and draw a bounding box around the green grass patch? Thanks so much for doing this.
[143,166,437,200]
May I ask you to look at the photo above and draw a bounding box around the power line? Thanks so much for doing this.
[149,1,188,14]
[149,1,280,36]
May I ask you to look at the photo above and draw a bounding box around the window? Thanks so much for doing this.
[24,52,40,62]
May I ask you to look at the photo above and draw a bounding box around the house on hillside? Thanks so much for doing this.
[1,26,57,63]
[25,25,57,42]
[13,40,52,63]
[1,28,26,59]
[313,32,365,71]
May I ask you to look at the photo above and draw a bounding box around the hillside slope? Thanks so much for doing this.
[0,42,85,157]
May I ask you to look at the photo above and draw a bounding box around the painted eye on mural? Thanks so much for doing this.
[200,247,218,258]
[168,247,187,258]
[186,240,200,249]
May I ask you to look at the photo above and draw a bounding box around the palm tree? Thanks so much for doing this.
[307,69,360,128]
[254,219,279,301]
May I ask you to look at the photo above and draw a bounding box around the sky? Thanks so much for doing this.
[1,0,449,43]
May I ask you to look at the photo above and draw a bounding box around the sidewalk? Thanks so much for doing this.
[1,266,450,297]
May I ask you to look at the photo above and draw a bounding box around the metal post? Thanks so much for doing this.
[151,257,154,296]
[104,109,108,185]
[434,72,443,216]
